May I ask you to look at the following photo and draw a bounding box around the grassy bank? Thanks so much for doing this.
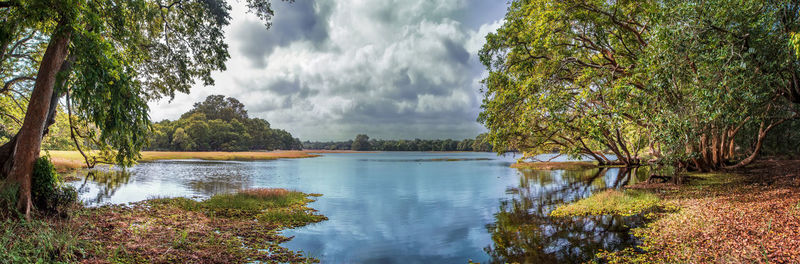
[551,160,800,263]
[1,188,326,263]
[46,150,320,170]
[550,189,663,217]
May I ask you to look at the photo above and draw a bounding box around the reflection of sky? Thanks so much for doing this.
[68,152,645,263]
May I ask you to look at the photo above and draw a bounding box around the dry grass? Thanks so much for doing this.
[44,150,320,170]
[48,157,85,172]
[303,149,377,153]
[239,188,291,198]
[137,151,319,161]
[510,161,598,170]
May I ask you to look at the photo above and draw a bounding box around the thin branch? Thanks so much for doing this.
[2,76,35,93]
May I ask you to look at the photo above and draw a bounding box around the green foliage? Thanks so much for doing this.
[147,95,302,151]
[31,156,77,214]
[31,157,59,209]
[305,134,492,152]
[0,219,87,263]
[480,0,800,170]
[479,0,651,165]
[351,134,370,151]
[1,0,288,166]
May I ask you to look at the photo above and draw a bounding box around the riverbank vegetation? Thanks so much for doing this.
[480,0,800,171]
[1,186,326,263]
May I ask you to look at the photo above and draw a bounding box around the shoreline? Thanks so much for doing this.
[46,150,321,171]
[550,159,800,263]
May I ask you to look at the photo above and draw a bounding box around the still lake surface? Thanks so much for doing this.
[69,152,648,263]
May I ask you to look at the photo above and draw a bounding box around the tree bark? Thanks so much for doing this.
[2,23,71,218]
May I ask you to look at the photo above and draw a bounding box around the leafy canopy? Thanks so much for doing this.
[1,0,290,165]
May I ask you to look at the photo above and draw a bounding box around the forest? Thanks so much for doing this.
[146,95,303,151]
[304,133,493,152]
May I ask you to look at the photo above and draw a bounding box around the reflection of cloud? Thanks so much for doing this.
[148,0,508,141]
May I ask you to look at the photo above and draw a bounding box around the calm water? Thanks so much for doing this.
[69,152,648,263]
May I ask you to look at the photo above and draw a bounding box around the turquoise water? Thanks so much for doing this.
[70,152,647,263]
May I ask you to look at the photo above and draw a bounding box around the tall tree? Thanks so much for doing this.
[183,94,249,121]
[479,0,651,166]
[480,0,800,171]
[351,134,370,151]
[0,0,288,217]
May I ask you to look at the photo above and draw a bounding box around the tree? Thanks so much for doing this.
[145,96,300,151]
[639,0,798,171]
[472,133,493,152]
[480,0,800,171]
[351,134,371,151]
[479,0,651,166]
[183,95,249,121]
[171,128,193,151]
[0,0,287,217]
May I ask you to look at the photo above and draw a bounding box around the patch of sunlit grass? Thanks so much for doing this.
[550,189,662,217]
[149,189,327,228]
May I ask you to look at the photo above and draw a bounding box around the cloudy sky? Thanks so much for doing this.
[149,0,508,141]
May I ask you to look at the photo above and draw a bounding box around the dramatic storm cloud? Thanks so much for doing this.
[149,0,507,141]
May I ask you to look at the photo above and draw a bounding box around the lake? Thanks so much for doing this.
[69,152,648,263]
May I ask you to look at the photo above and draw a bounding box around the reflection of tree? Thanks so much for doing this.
[485,168,644,264]
[179,163,253,196]
[77,170,132,205]
[185,174,248,196]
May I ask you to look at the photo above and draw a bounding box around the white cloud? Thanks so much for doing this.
[148,0,508,141]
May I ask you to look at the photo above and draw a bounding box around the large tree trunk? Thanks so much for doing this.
[1,24,71,218]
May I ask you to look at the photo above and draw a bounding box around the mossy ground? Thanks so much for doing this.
[550,189,663,217]
[1,188,327,263]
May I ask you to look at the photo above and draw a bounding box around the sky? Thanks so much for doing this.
[148,0,508,141]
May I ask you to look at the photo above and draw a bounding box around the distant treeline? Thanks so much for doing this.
[303,134,493,152]
[147,95,302,151]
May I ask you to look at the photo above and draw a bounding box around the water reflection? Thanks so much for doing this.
[485,168,648,264]
[67,153,655,263]
[75,170,132,205]
[70,160,262,205]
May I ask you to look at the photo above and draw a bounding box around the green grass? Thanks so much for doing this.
[0,218,89,263]
[550,189,662,217]
[150,188,326,227]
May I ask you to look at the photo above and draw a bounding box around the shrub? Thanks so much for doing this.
[31,157,77,214]
[32,157,59,209]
